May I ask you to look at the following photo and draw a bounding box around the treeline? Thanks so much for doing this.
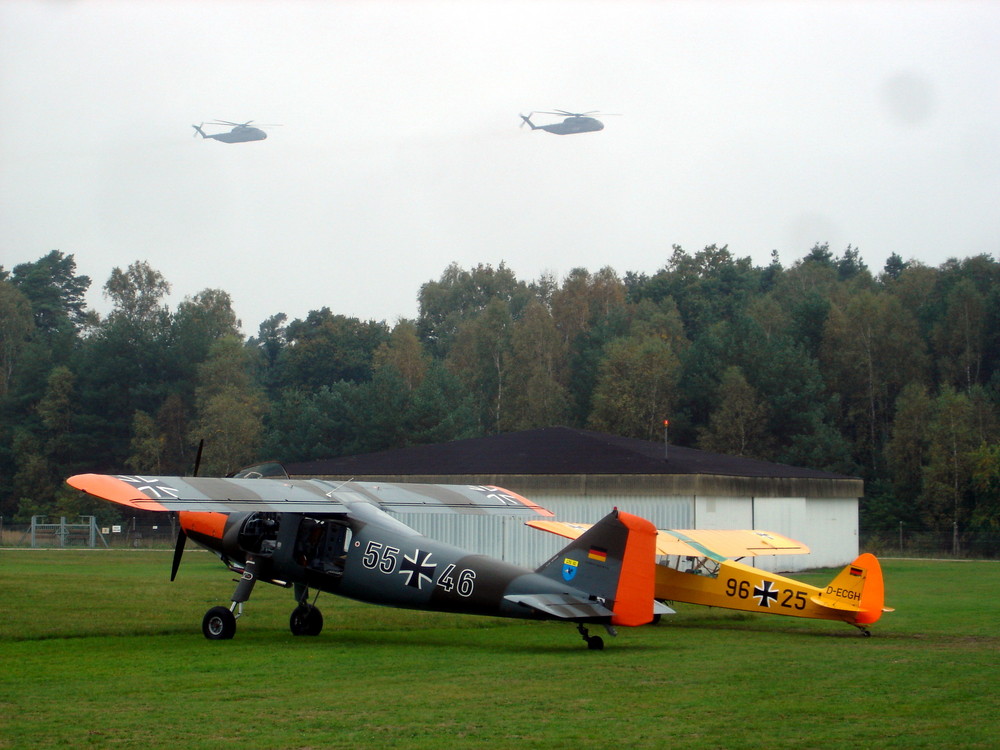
[2,245,999,554]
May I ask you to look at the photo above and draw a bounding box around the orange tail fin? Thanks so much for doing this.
[811,552,891,625]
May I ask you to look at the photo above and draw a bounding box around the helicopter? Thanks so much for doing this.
[191,120,277,143]
[519,110,618,135]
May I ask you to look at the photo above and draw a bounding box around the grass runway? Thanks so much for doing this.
[1,550,998,749]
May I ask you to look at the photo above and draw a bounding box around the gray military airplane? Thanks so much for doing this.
[67,469,669,649]
[519,110,617,135]
[192,120,273,143]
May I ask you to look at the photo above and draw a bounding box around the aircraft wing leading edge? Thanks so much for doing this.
[526,520,810,559]
[67,474,554,517]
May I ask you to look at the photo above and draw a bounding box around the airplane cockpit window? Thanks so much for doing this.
[657,554,721,578]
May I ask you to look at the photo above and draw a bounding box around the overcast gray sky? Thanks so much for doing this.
[2,0,998,332]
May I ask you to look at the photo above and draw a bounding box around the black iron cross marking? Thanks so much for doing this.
[753,580,779,608]
[399,549,436,589]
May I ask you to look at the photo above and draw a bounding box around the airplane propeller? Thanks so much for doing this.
[171,528,187,582]
[171,437,203,579]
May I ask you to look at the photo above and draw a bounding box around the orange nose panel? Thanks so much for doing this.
[179,511,228,540]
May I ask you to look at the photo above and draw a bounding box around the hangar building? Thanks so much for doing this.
[284,426,863,572]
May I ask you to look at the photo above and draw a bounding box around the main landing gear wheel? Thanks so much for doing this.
[203,606,236,640]
[290,604,323,636]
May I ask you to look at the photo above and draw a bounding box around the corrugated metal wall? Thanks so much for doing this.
[395,494,693,568]
[395,492,858,571]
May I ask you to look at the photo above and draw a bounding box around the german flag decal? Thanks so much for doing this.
[849,566,864,577]
[588,546,608,562]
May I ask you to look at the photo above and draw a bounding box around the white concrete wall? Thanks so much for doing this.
[800,496,859,569]
[694,495,753,529]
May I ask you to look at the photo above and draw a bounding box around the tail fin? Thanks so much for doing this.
[520,113,537,129]
[192,123,207,138]
[536,509,658,626]
[811,552,891,625]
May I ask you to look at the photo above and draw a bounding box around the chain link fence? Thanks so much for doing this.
[0,517,178,549]
[3,515,996,559]
[861,527,1000,559]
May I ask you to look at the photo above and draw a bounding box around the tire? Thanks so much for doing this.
[202,606,237,640]
[290,604,323,636]
[587,635,604,650]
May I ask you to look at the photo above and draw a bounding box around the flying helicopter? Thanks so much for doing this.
[519,110,618,135]
[191,120,277,143]
[66,468,670,650]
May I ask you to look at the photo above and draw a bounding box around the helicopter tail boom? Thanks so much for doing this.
[192,123,208,138]
[519,113,538,130]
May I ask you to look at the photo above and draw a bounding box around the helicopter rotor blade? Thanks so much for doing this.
[538,110,619,117]
[209,120,282,127]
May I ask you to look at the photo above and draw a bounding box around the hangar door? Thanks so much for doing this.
[751,497,807,572]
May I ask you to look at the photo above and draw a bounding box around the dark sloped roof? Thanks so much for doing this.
[284,426,855,480]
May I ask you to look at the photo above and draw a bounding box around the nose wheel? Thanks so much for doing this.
[202,606,237,640]
[202,555,260,640]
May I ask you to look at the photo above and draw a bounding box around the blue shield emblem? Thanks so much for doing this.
[561,558,579,582]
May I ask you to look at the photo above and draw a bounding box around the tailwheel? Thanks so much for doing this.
[203,606,237,640]
[290,603,324,636]
[576,623,605,650]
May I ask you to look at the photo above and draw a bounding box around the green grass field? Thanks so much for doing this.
[1,550,997,749]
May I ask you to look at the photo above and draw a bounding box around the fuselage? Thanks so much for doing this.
[183,506,601,622]
[208,127,267,143]
[655,557,879,625]
[541,117,604,134]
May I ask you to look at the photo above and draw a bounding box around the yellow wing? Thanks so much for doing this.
[661,529,809,558]
[526,521,809,559]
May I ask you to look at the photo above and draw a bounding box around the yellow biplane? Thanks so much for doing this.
[528,521,892,636]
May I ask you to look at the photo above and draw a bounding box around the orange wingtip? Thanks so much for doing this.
[66,474,170,512]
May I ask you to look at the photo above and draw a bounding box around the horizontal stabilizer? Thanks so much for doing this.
[653,601,676,616]
[504,593,614,620]
[807,595,860,612]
